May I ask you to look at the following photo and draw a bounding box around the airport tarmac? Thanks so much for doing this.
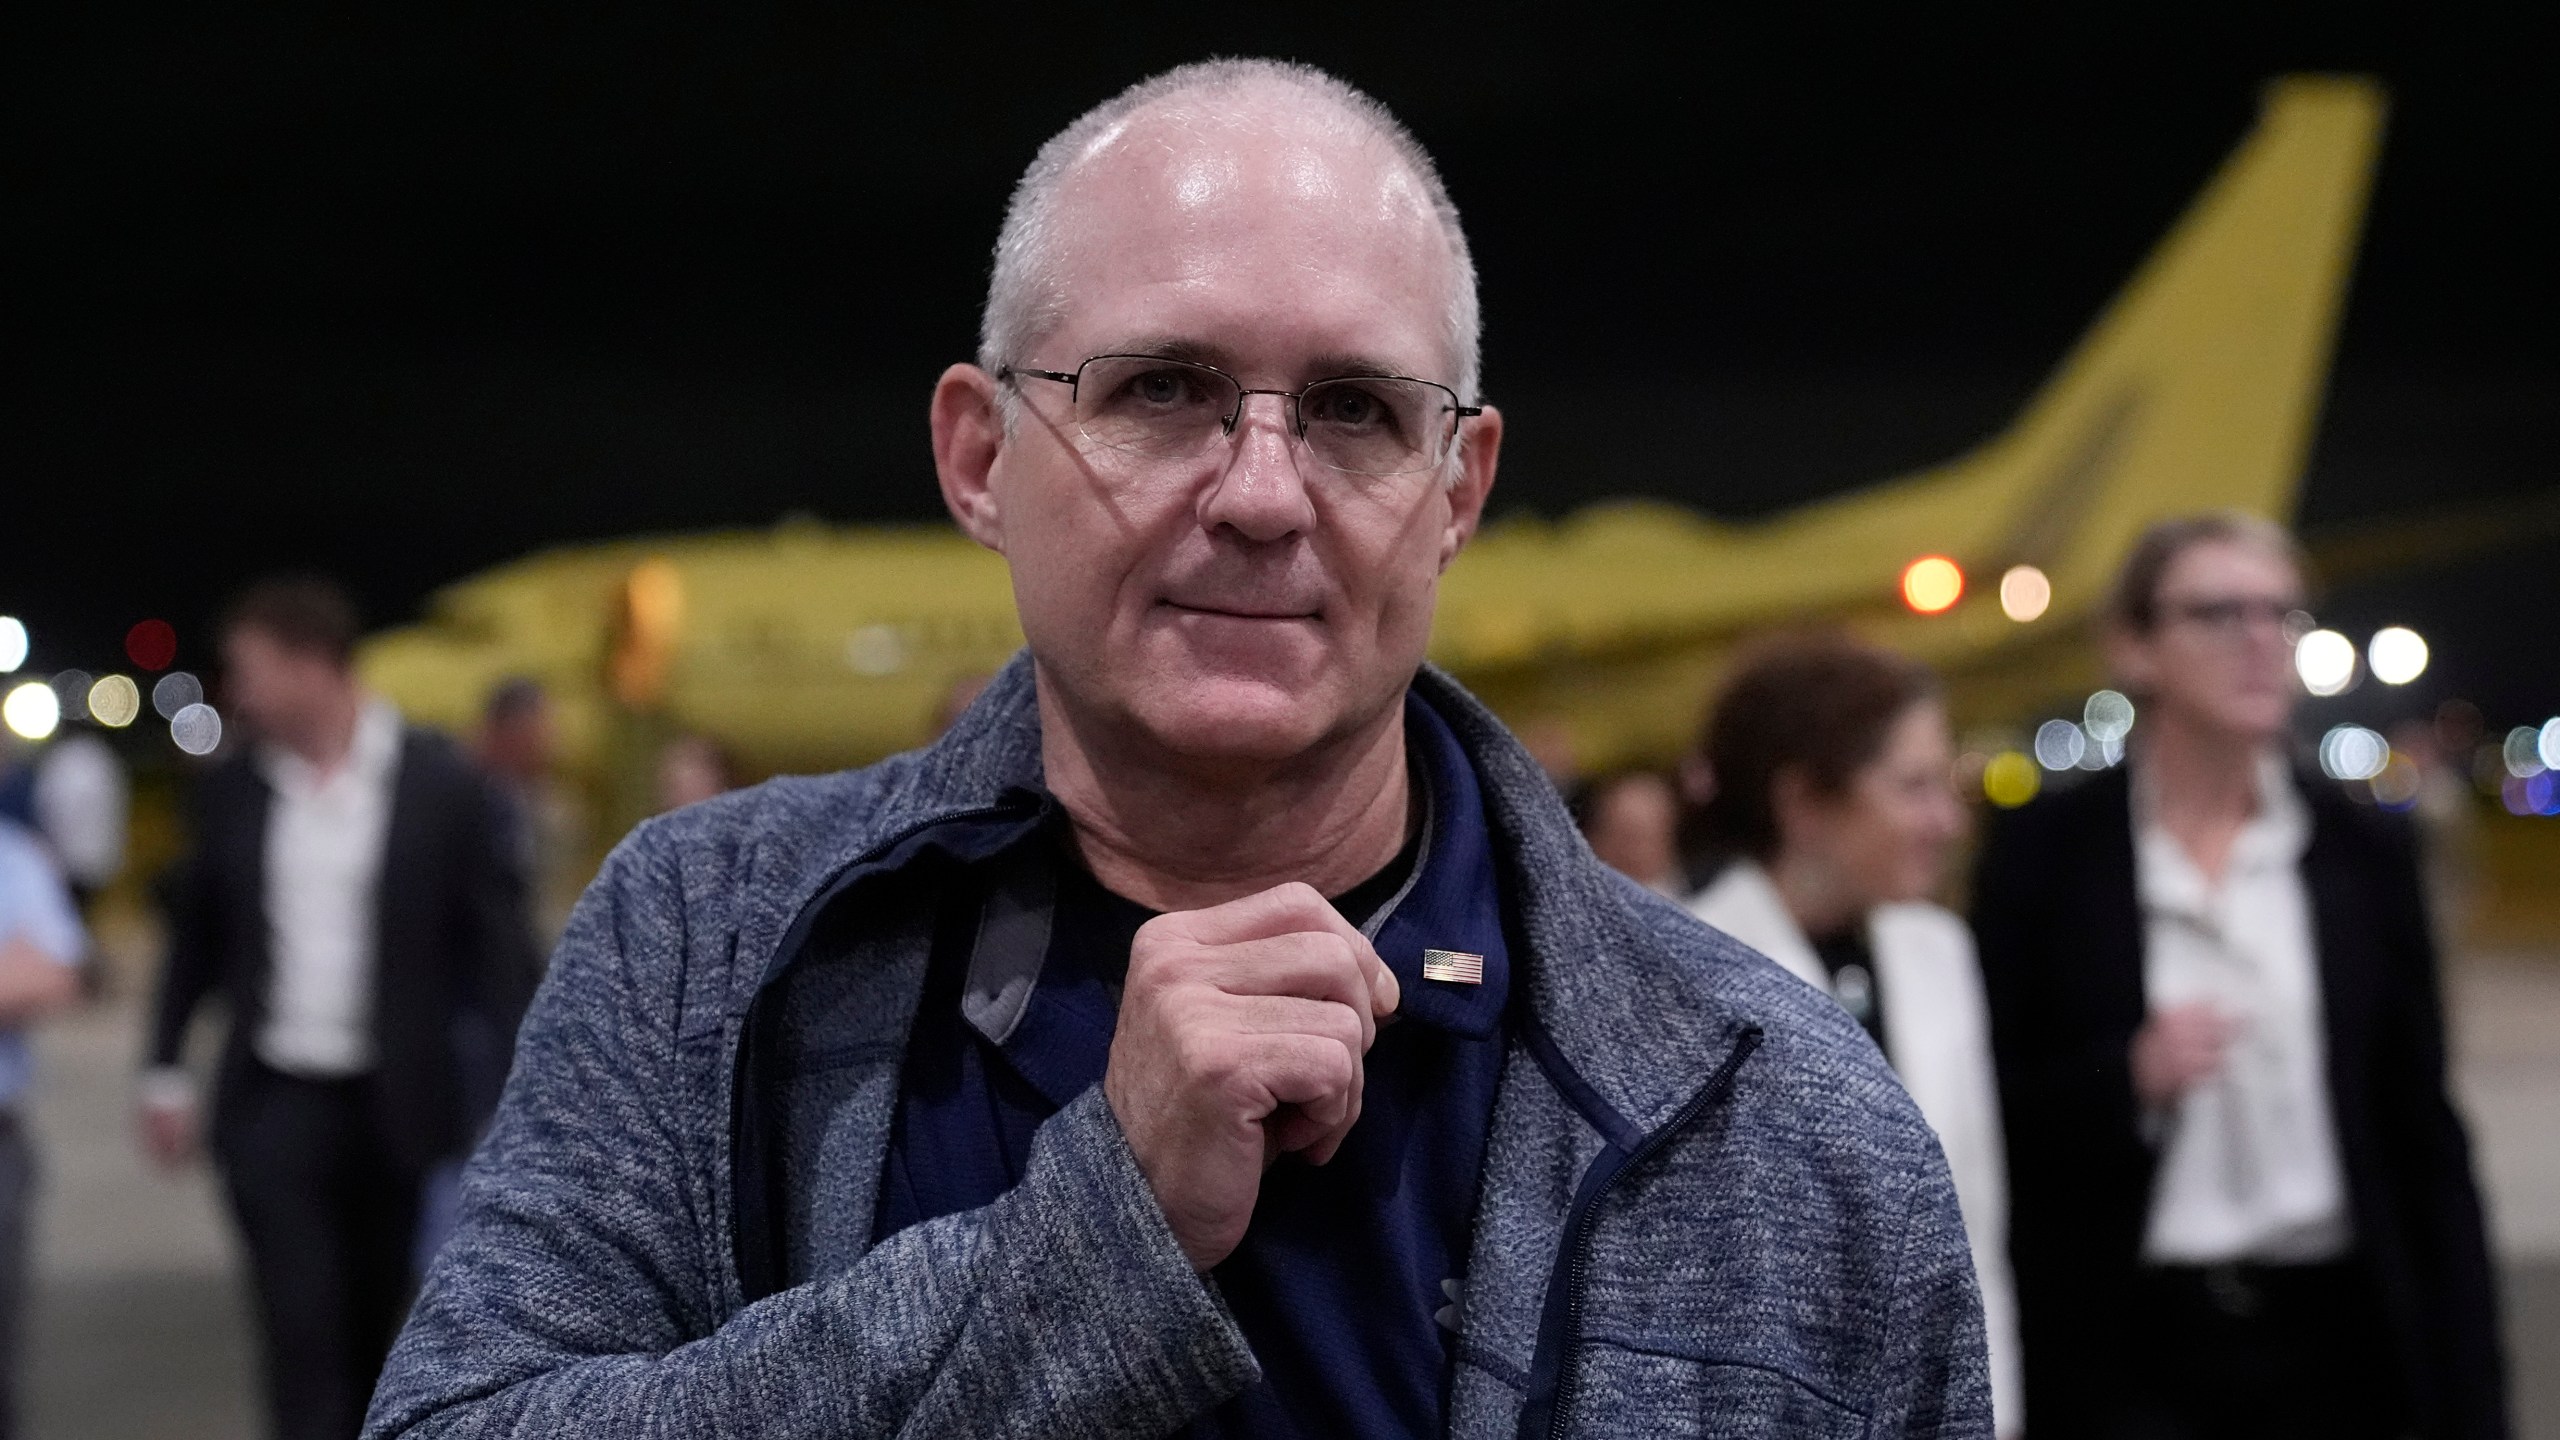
[17,951,2560,1438]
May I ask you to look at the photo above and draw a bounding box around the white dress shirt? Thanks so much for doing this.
[1690,862,2024,1436]
[254,699,403,1078]
[2135,752,2353,1264]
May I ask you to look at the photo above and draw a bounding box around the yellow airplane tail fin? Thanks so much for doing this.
[1935,75,2386,607]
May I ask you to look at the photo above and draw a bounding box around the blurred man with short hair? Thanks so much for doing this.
[473,676,583,952]
[145,576,536,1440]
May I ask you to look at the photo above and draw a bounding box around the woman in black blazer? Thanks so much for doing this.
[1973,513,2506,1439]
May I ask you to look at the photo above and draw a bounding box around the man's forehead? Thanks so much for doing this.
[1064,87,1432,220]
[2162,538,2301,592]
[1036,90,1453,360]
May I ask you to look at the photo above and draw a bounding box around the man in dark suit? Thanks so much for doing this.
[141,576,537,1440]
[1974,514,2505,1439]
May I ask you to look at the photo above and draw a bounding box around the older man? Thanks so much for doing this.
[368,61,1987,1438]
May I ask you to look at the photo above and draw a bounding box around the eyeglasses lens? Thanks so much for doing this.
[1070,357,1452,476]
[1301,377,1446,476]
[1074,357,1235,459]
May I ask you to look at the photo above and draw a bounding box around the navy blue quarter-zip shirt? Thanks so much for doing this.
[875,692,1514,1438]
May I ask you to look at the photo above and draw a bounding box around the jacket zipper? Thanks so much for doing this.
[731,794,1046,1301]
[1544,1026,1763,1439]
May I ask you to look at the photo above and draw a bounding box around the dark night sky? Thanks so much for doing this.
[7,7,2555,725]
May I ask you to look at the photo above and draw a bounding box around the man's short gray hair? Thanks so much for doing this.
[978,58,1482,407]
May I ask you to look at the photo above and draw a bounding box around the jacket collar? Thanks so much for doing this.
[757,653,1765,1139]
[1410,667,1763,1136]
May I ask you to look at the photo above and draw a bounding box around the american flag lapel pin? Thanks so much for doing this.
[1422,948,1485,985]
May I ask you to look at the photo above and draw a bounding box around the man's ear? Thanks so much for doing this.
[1437,403,1502,572]
[932,364,1007,552]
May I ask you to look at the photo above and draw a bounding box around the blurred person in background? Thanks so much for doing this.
[1684,632,2022,1437]
[651,732,732,813]
[1575,769,1688,897]
[142,576,538,1440]
[1973,513,2505,1439]
[473,676,583,952]
[0,815,86,1438]
[31,730,129,919]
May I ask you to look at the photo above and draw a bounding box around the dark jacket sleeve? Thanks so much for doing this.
[362,828,1259,1440]
[2364,817,2509,1439]
[1968,790,2154,1424]
[147,780,228,1069]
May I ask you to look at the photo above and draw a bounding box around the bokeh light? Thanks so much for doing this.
[87,674,142,728]
[2366,626,2428,685]
[125,619,179,671]
[2507,727,2549,779]
[2541,717,2560,772]
[170,702,224,757]
[2078,735,2125,771]
[152,670,203,720]
[2370,751,2423,810]
[1900,556,1964,614]
[2082,689,2136,744]
[3,681,61,741]
[1983,750,2040,808]
[2509,771,2560,818]
[2294,629,2356,697]
[2033,719,2088,771]
[2319,723,2390,782]
[1998,565,2051,622]
[48,670,95,722]
[0,617,25,673]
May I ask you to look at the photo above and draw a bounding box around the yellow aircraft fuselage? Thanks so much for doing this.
[363,78,2385,823]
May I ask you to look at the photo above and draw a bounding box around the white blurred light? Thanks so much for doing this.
[151,670,203,720]
[2367,626,2429,685]
[1998,565,2052,623]
[2034,719,2088,771]
[2078,735,2125,770]
[2319,724,2390,782]
[2083,689,2137,744]
[2541,718,2560,772]
[0,617,25,673]
[2508,727,2550,780]
[3,682,60,741]
[88,674,141,728]
[170,702,224,757]
[2294,629,2357,697]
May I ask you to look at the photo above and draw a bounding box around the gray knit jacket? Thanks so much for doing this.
[365,660,1989,1439]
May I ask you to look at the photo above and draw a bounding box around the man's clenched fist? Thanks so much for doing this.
[1104,882,1402,1271]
